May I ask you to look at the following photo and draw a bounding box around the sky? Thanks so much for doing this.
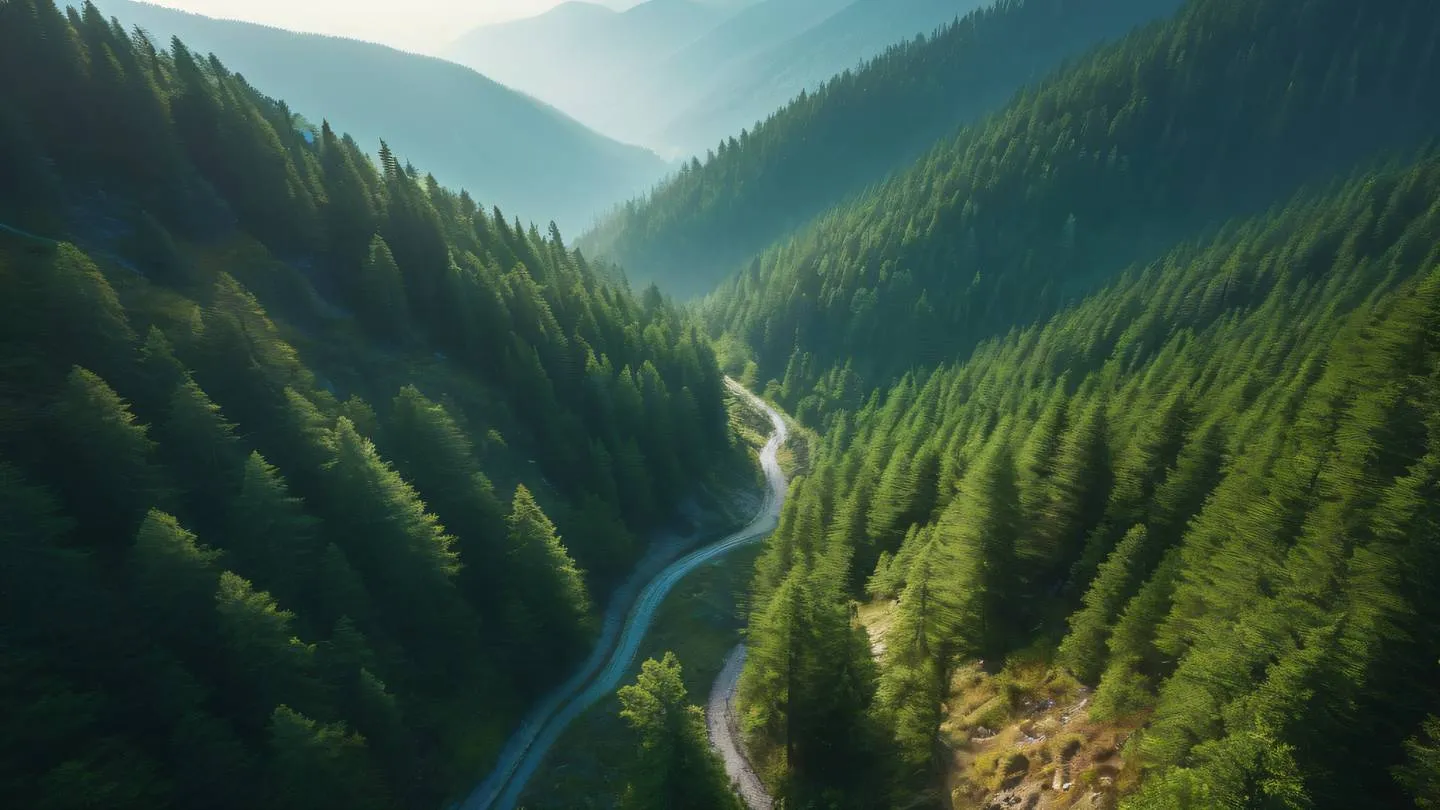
[141,0,637,53]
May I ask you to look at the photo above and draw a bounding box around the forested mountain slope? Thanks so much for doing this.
[737,149,1440,808]
[83,0,667,232]
[703,0,1440,419]
[0,1,737,807]
[579,0,1184,299]
[655,0,993,153]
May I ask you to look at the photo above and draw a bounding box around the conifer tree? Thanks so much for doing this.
[357,234,409,341]
[1057,525,1149,684]
[224,452,322,614]
[52,367,165,548]
[616,653,740,810]
[127,509,220,650]
[214,571,318,726]
[503,485,592,668]
[159,378,244,522]
[266,705,386,810]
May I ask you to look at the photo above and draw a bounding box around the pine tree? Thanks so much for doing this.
[616,653,741,810]
[1395,715,1440,808]
[266,705,386,810]
[159,378,244,522]
[503,485,593,669]
[930,437,1021,660]
[50,366,165,547]
[214,571,319,729]
[223,452,322,615]
[127,509,220,650]
[1057,525,1149,684]
[356,234,409,340]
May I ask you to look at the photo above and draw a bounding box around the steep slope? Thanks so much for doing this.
[84,0,667,232]
[736,149,1440,807]
[442,0,727,147]
[580,0,1183,299]
[0,2,738,807]
[704,0,1440,420]
[657,0,993,153]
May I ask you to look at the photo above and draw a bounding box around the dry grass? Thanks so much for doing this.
[938,655,1144,810]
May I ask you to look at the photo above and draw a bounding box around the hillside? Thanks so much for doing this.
[442,0,727,147]
[0,1,738,807]
[703,0,1440,419]
[580,0,1183,299]
[737,147,1440,807]
[656,0,994,154]
[84,0,667,232]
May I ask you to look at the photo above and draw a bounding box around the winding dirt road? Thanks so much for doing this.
[706,644,774,809]
[459,379,787,810]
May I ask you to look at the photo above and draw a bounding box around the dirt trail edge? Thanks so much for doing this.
[706,644,775,809]
[458,379,788,810]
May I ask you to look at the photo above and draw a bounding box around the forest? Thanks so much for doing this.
[4,0,1440,807]
[734,148,1440,808]
[703,0,1440,426]
[580,0,1182,299]
[0,1,739,806]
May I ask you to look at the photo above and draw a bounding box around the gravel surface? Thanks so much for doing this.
[706,644,775,809]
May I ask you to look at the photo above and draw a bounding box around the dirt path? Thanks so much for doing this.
[458,380,787,810]
[706,644,774,809]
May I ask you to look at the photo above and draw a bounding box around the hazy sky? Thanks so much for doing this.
[142,0,637,53]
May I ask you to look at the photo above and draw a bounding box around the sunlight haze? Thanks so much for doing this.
[140,0,639,52]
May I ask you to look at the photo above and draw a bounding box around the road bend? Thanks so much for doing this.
[459,379,788,810]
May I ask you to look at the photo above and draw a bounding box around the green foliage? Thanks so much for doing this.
[738,151,1440,803]
[503,485,594,671]
[0,3,740,806]
[616,653,740,810]
[266,705,386,810]
[581,0,1184,299]
[704,0,1440,419]
[1396,715,1440,808]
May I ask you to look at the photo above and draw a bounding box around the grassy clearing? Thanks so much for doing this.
[941,655,1141,810]
[853,602,1141,810]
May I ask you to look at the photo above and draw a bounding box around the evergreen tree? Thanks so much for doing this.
[266,705,386,810]
[1396,715,1440,808]
[223,452,322,616]
[503,485,593,671]
[49,366,165,547]
[356,234,409,340]
[616,653,741,810]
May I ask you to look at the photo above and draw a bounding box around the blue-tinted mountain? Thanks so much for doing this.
[86,0,667,231]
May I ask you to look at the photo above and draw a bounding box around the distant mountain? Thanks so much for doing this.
[443,0,727,146]
[86,0,667,231]
[638,0,855,129]
[445,0,1007,157]
[657,0,992,153]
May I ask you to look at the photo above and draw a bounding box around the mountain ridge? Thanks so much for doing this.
[87,0,667,231]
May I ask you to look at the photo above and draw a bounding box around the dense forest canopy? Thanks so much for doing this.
[701,0,1440,425]
[0,1,739,806]
[738,148,1440,808]
[580,0,1182,299]
[5,0,1440,807]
